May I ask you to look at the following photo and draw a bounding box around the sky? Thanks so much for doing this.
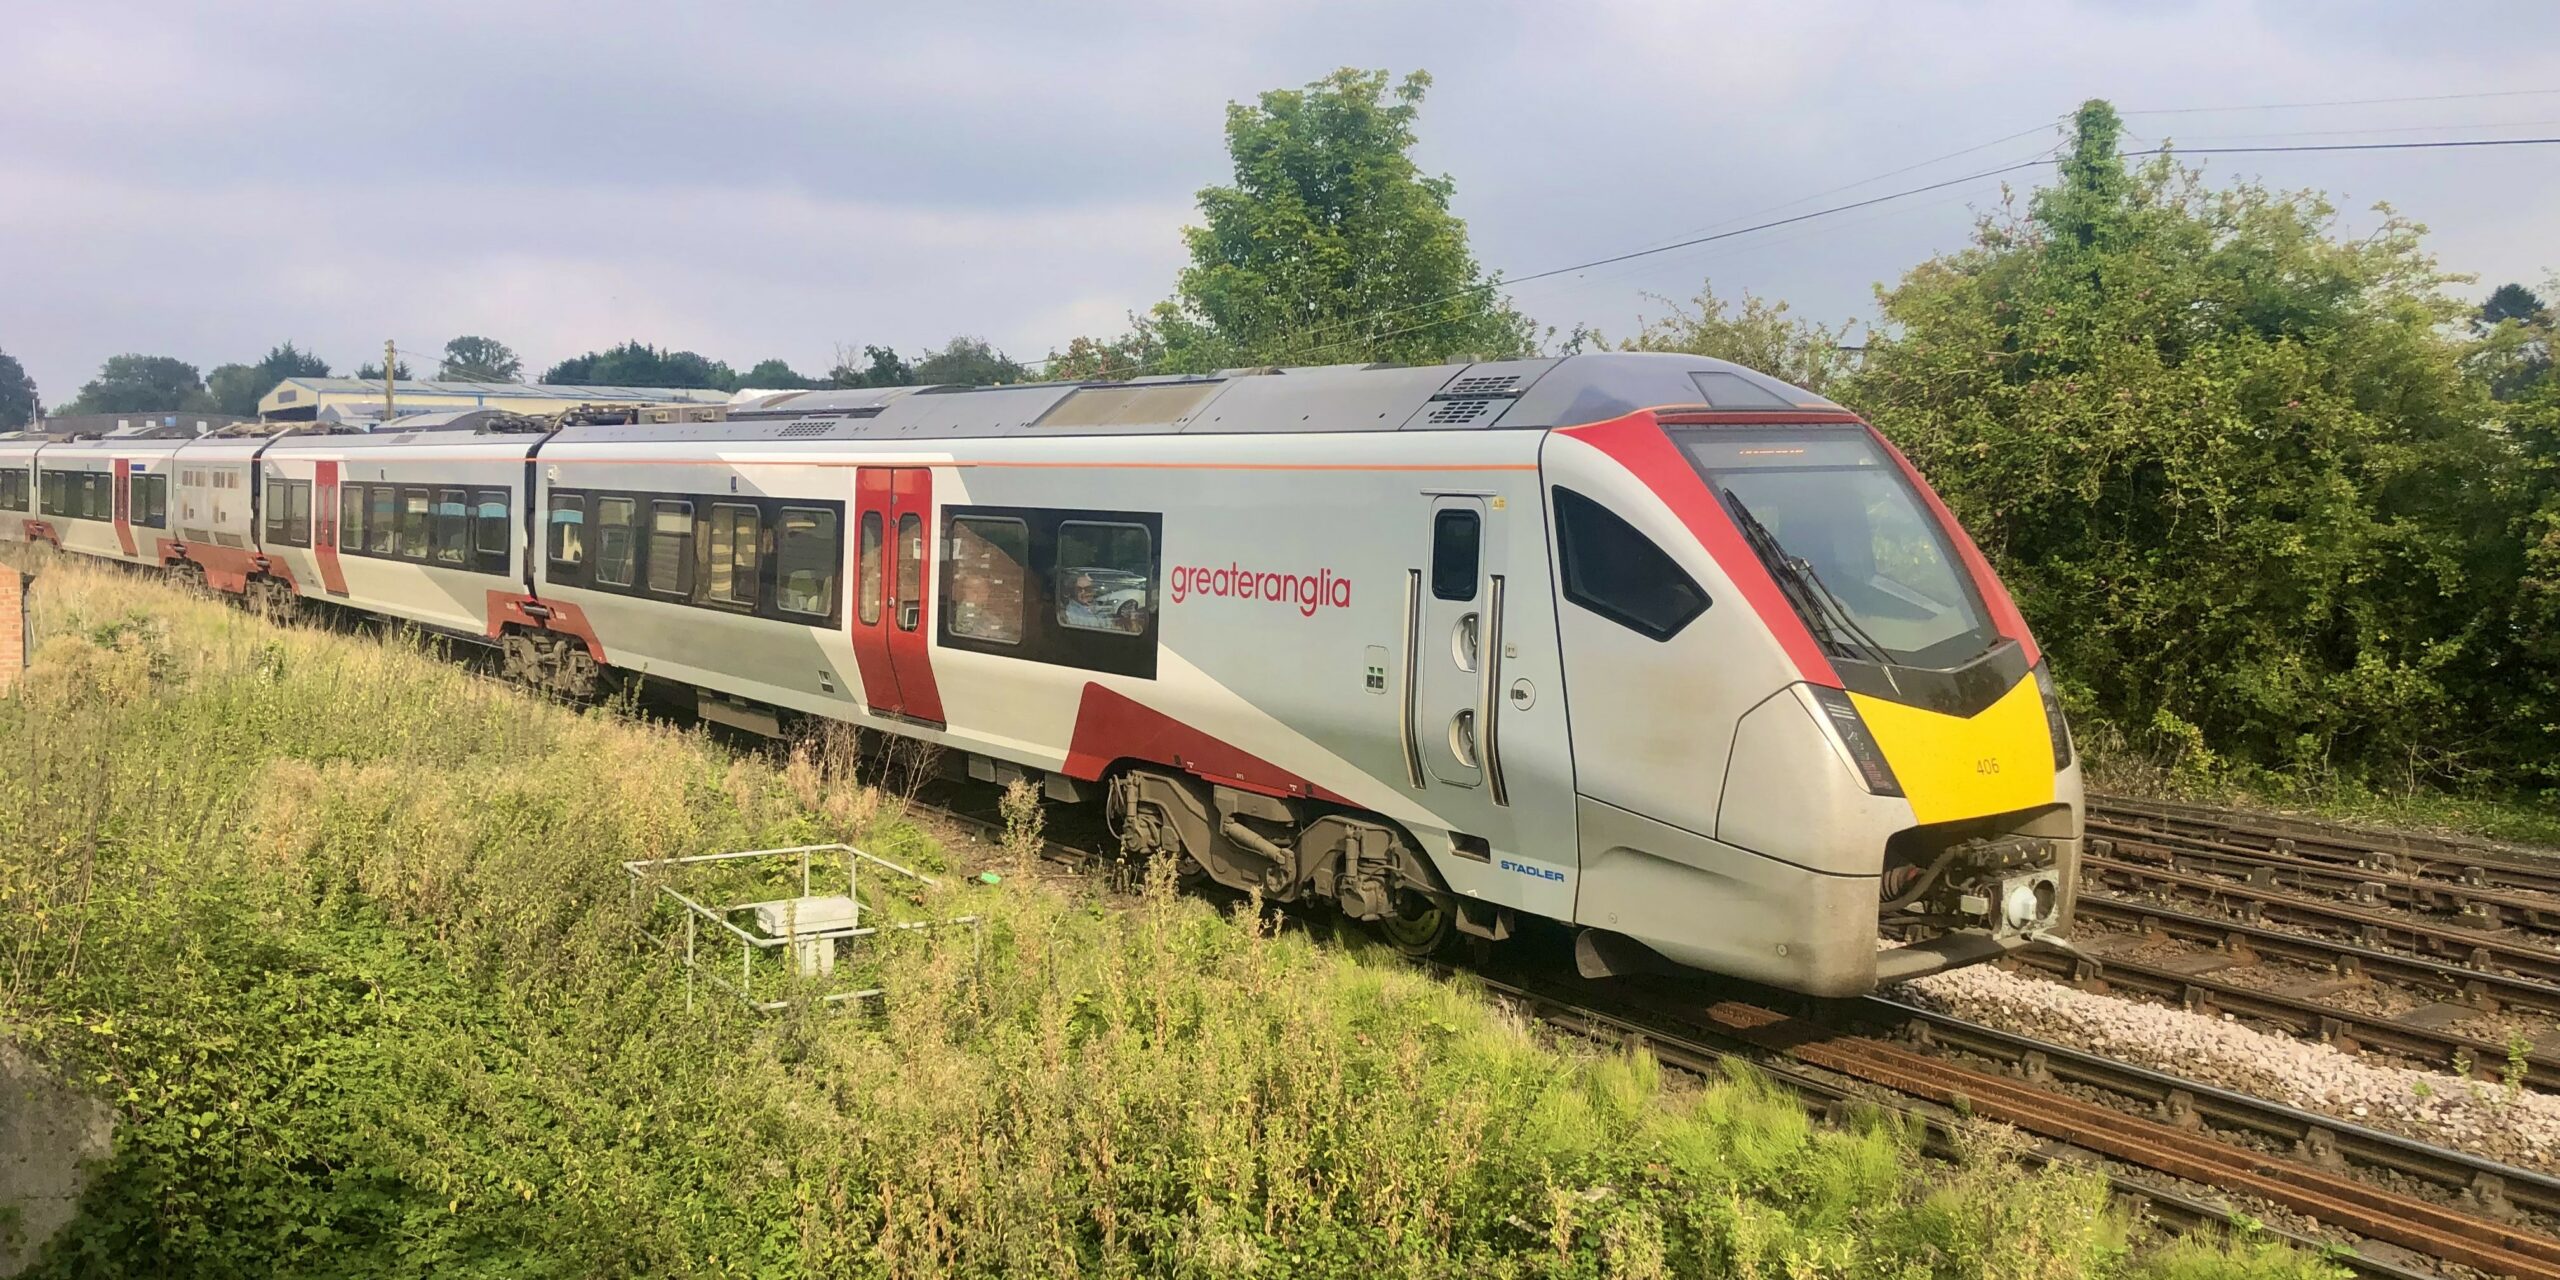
[2,0,2556,402]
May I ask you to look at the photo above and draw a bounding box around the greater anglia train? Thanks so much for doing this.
[3,352,2080,995]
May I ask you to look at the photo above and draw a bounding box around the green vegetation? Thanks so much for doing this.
[1047,68,1536,379]
[1,560,2333,1277]
[0,346,39,428]
[1639,102,2560,816]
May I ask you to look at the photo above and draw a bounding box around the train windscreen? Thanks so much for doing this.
[1674,426,1996,670]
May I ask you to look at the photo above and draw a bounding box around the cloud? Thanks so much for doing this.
[2,0,2554,399]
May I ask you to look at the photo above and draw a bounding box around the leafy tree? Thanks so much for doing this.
[1843,100,2535,788]
[542,342,738,391]
[741,359,819,390]
[1610,279,1857,393]
[63,354,213,414]
[208,342,331,416]
[827,344,914,388]
[438,335,522,382]
[0,347,40,428]
[911,336,1027,386]
[2472,280,2555,402]
[352,359,412,381]
[1066,68,1535,376]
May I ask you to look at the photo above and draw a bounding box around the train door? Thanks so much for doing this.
[111,459,136,556]
[1412,494,1506,800]
[850,467,946,724]
[312,461,348,595]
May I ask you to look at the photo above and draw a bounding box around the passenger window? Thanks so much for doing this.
[368,486,396,554]
[1055,520,1153,634]
[595,497,636,587]
[399,488,432,560]
[946,516,1029,643]
[895,513,924,631]
[1553,487,1710,641]
[705,503,759,606]
[647,500,693,595]
[286,481,311,547]
[775,507,839,618]
[474,489,509,573]
[857,511,883,625]
[433,488,469,564]
[548,494,585,566]
[1431,509,1480,600]
[341,484,365,552]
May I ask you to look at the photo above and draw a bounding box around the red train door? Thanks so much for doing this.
[313,460,349,596]
[850,467,945,725]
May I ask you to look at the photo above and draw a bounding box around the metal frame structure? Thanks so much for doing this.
[622,842,978,1012]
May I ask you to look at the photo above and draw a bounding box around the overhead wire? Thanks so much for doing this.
[1008,121,2560,376]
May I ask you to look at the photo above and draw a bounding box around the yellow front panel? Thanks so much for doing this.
[1849,676,2055,826]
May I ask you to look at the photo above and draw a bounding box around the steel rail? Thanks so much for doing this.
[2084,853,2560,984]
[2008,943,2560,1090]
[2095,795,2560,892]
[1464,973,2440,1280]
[2095,826,2560,934]
[2073,892,2560,1016]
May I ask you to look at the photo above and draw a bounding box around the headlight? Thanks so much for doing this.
[2032,660,2073,771]
[1807,685,1904,797]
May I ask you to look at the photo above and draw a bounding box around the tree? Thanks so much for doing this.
[353,359,412,381]
[827,344,915,389]
[1180,69,1534,368]
[63,354,212,414]
[740,359,819,390]
[911,336,1027,386]
[439,336,522,382]
[1843,99,2535,788]
[2482,283,2551,330]
[1612,279,1856,393]
[0,348,39,429]
[542,342,738,391]
[208,342,332,416]
[1067,68,1535,376]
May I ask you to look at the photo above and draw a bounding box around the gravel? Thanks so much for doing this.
[1898,957,2560,1172]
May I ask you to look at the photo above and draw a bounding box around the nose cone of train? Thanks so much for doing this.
[1846,675,2058,826]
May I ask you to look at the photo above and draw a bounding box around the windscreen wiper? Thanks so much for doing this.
[1721,488,1896,668]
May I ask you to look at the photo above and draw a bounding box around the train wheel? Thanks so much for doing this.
[1375,889,1455,959]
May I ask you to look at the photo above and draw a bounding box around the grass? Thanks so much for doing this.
[0,555,2344,1278]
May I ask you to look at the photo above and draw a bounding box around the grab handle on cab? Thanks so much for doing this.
[1480,573,1508,806]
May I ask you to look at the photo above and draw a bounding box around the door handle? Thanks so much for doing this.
[1479,574,1508,806]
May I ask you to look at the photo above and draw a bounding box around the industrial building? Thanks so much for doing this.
[256,377,733,422]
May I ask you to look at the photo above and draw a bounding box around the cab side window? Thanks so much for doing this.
[1553,487,1709,641]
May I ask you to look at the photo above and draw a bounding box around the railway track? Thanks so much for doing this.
[2095,795,2560,898]
[2015,896,2560,1089]
[904,792,2560,1278]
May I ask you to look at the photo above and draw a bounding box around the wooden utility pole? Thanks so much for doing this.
[383,339,398,422]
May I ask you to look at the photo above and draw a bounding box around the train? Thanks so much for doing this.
[2,351,2081,995]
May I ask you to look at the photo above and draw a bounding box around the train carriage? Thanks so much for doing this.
[260,412,539,635]
[0,433,42,544]
[23,436,181,567]
[32,351,2082,997]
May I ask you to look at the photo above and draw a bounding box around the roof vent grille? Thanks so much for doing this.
[778,422,834,438]
[1444,374,1521,397]
[1426,399,1494,425]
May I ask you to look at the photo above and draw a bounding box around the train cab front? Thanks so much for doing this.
[1546,373,2081,997]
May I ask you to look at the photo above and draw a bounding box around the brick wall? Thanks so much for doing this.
[0,564,22,691]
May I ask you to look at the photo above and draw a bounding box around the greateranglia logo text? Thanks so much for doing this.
[1168,562,1352,617]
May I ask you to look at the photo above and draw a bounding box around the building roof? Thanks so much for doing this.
[258,377,735,419]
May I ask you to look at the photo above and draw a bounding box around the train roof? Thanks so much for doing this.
[548,352,1847,446]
